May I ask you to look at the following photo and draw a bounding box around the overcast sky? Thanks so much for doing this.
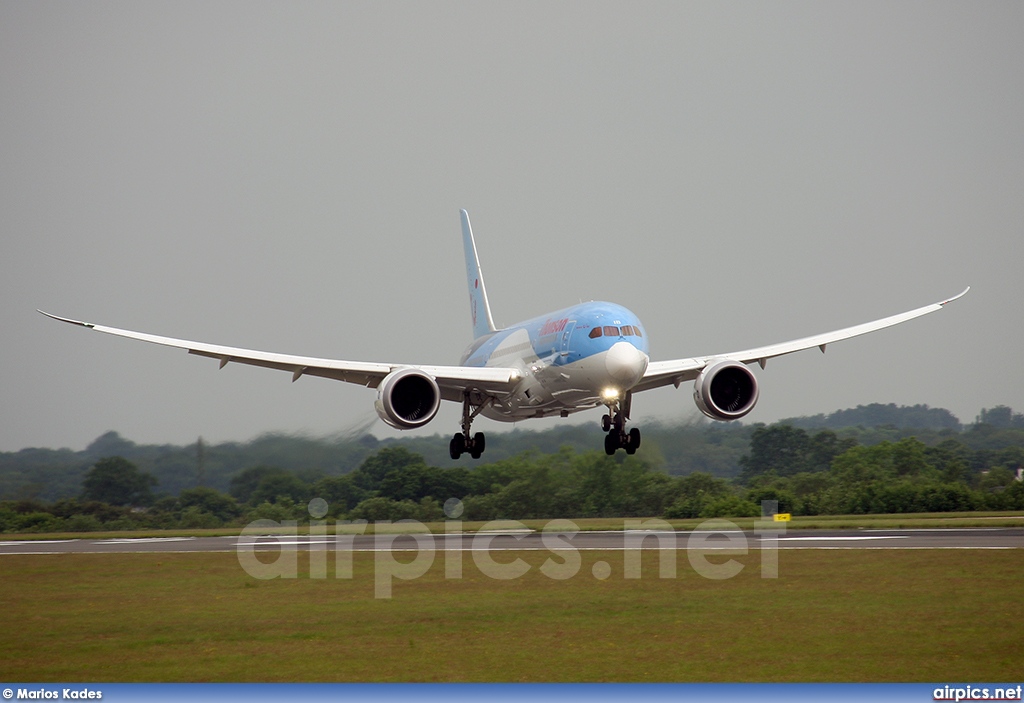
[2,2,1021,452]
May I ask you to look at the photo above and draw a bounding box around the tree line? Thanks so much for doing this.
[5,403,1021,505]
[2,406,1023,532]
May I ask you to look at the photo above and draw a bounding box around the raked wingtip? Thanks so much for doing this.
[940,287,970,306]
[37,310,94,328]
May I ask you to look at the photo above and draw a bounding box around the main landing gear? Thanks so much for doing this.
[450,390,488,460]
[601,394,641,455]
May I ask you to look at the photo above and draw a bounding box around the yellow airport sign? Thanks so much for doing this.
[773,513,792,522]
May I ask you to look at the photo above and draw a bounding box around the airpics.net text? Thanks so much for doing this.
[235,499,786,598]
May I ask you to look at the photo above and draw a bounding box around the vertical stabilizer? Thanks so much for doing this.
[461,209,498,339]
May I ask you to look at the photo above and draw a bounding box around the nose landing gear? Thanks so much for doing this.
[601,393,641,455]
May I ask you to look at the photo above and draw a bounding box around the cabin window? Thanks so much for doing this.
[603,326,619,337]
[589,327,602,339]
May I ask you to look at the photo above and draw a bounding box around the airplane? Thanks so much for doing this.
[41,210,969,460]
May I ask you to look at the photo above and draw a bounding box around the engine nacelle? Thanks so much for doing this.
[693,359,759,421]
[374,368,441,430]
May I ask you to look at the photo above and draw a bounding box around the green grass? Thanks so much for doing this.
[5,510,1023,540]
[1,548,1021,681]
[537,511,1024,531]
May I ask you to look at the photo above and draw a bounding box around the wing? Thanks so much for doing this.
[633,287,969,393]
[38,311,520,401]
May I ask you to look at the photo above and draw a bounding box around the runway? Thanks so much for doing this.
[1,527,1021,555]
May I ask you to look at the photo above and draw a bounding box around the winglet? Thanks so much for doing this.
[461,210,498,339]
[939,286,970,306]
[37,310,95,329]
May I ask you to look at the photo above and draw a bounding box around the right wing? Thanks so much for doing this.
[632,287,969,394]
[38,311,520,402]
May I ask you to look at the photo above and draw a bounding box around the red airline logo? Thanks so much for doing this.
[540,318,569,336]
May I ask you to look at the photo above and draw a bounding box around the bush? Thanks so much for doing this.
[177,487,240,522]
[15,512,65,533]
[245,501,298,523]
[0,507,18,532]
[746,487,800,515]
[348,497,422,522]
[103,517,139,531]
[460,493,501,522]
[177,506,222,529]
[63,514,103,532]
[663,496,705,520]
[698,496,759,519]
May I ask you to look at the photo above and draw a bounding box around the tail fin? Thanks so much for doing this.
[461,209,498,339]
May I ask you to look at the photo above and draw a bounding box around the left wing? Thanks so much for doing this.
[633,287,969,393]
[38,311,520,401]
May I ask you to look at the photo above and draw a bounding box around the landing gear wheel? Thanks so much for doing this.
[470,432,486,459]
[625,427,642,455]
[449,433,466,460]
[604,432,620,456]
[601,414,612,433]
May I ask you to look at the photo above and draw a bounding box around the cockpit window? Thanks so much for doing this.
[591,324,642,339]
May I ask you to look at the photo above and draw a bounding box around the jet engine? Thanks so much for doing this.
[693,359,759,421]
[374,368,441,429]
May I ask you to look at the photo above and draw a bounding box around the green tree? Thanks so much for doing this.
[348,496,420,522]
[574,454,668,517]
[830,444,895,485]
[663,472,732,519]
[378,464,434,502]
[746,486,799,515]
[245,500,299,523]
[312,474,368,514]
[806,430,858,472]
[229,466,288,503]
[978,466,1015,493]
[892,437,931,477]
[976,405,1024,428]
[80,457,156,506]
[250,473,310,506]
[177,505,222,529]
[926,439,972,483]
[352,447,429,491]
[739,425,810,480]
[741,425,857,482]
[178,487,241,522]
[49,498,129,523]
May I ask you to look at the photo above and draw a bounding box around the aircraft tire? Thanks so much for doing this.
[449,434,465,460]
[604,432,619,455]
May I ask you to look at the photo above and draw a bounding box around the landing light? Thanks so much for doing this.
[602,387,620,401]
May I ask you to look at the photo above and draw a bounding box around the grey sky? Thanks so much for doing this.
[2,2,1021,452]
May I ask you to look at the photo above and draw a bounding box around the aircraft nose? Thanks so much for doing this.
[605,341,649,388]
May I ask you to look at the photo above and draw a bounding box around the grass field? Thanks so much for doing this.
[1,548,1021,682]
[5,510,1024,541]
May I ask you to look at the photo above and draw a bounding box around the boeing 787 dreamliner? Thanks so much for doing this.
[42,210,968,459]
